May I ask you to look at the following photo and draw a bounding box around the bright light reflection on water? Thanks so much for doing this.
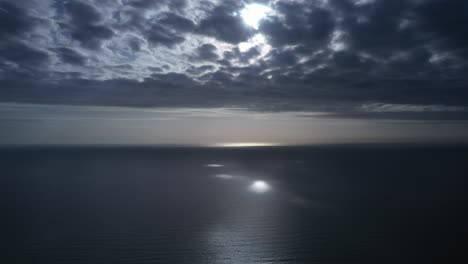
[250,180,270,193]
[205,164,223,168]
[213,174,234,180]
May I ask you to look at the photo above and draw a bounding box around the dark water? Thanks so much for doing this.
[1,145,468,263]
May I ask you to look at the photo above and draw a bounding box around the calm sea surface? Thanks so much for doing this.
[1,145,467,263]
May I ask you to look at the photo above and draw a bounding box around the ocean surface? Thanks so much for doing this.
[1,145,467,263]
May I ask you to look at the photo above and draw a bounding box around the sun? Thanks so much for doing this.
[240,3,272,30]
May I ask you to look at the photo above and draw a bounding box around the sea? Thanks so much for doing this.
[1,144,467,263]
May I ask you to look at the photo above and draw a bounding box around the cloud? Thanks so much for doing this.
[359,103,468,113]
[417,0,468,50]
[63,0,114,49]
[198,3,253,44]
[55,47,87,65]
[126,0,161,9]
[126,0,187,11]
[197,43,219,61]
[144,23,185,47]
[158,12,195,32]
[0,0,467,120]
[187,65,215,75]
[0,1,35,38]
[260,2,334,48]
[0,40,49,68]
[116,10,195,48]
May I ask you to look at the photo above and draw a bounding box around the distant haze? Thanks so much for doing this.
[1,103,467,145]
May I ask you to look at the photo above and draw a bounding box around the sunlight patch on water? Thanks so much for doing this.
[205,164,224,168]
[249,180,270,193]
[213,174,234,180]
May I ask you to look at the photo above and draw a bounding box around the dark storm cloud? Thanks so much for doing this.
[253,0,468,112]
[115,9,195,47]
[331,0,422,58]
[266,49,297,67]
[144,23,185,47]
[417,0,468,50]
[221,47,261,66]
[126,0,161,9]
[0,0,468,119]
[142,11,196,47]
[63,0,114,49]
[127,37,142,52]
[260,2,334,48]
[65,1,102,24]
[158,12,195,32]
[0,75,252,108]
[187,65,215,75]
[0,1,35,38]
[0,1,49,71]
[55,47,87,65]
[126,0,187,11]
[197,44,219,61]
[0,41,49,68]
[198,3,253,44]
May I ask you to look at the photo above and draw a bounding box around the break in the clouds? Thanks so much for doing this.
[1,0,468,119]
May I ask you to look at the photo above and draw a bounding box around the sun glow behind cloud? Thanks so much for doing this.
[240,3,273,30]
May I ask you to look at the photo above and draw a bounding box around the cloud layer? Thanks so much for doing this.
[1,0,467,118]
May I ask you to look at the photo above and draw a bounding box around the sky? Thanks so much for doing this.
[0,0,467,145]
